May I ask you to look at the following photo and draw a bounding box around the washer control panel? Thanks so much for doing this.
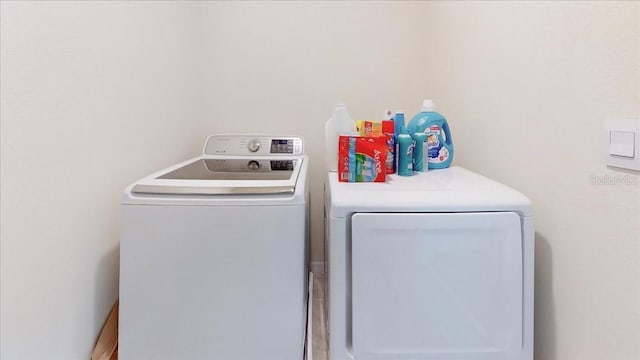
[204,135,304,156]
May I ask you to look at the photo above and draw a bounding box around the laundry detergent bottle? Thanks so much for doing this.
[397,126,414,176]
[407,100,454,169]
[412,124,427,172]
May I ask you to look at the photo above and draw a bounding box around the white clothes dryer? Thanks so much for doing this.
[325,167,534,360]
[120,135,309,360]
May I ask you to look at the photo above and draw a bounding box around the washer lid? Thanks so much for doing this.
[132,157,302,195]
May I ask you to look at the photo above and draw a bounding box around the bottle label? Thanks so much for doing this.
[407,140,414,171]
[426,125,449,164]
[385,134,395,174]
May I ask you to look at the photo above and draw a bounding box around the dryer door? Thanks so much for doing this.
[351,212,523,360]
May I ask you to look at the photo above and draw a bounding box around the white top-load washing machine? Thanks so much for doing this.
[120,135,309,360]
[325,167,534,360]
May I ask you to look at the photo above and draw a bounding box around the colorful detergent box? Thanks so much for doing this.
[338,136,387,183]
[356,120,395,174]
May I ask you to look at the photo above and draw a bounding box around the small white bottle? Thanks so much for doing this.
[325,103,355,172]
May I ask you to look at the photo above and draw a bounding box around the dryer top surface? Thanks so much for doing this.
[326,166,532,217]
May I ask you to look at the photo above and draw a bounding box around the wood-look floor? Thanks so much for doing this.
[311,273,328,360]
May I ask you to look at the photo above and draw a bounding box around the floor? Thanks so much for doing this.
[311,273,328,360]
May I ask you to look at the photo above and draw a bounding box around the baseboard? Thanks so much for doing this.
[310,261,325,274]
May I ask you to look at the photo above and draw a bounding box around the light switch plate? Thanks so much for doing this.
[609,131,635,157]
[605,118,640,171]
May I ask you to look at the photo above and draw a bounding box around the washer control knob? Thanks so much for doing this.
[247,160,260,171]
[247,139,261,152]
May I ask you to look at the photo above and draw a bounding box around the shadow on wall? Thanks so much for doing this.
[94,245,120,346]
[534,233,556,360]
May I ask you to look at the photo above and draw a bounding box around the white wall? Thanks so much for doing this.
[2,1,639,360]
[1,2,204,359]
[417,2,639,359]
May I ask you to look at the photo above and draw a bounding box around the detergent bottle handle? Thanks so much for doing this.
[441,120,453,147]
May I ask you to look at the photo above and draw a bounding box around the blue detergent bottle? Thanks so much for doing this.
[392,111,406,174]
[397,126,414,176]
[393,111,405,138]
[407,100,454,169]
[412,124,427,172]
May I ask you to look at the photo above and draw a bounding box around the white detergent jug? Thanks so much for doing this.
[325,103,355,172]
